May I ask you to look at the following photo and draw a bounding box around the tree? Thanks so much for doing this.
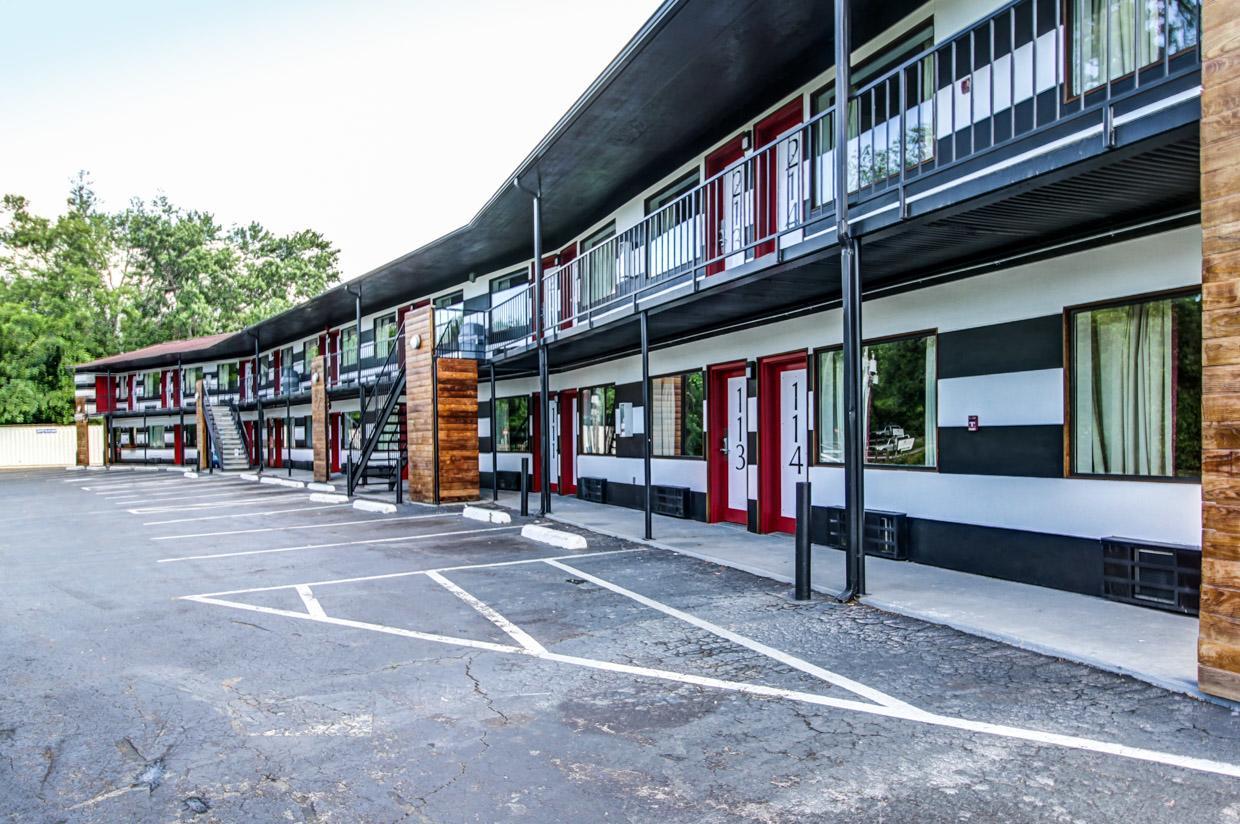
[0,174,341,424]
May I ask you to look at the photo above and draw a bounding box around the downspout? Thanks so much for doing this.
[514,173,552,516]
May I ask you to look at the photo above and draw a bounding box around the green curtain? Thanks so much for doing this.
[1074,300,1172,475]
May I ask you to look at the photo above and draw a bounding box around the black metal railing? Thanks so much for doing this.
[348,321,406,496]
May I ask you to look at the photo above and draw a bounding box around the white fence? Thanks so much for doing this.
[0,424,103,467]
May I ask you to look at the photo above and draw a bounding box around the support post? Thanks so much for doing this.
[533,189,551,516]
[350,285,365,459]
[520,456,530,517]
[490,362,499,502]
[795,480,812,600]
[177,355,185,466]
[286,395,292,477]
[641,311,653,540]
[834,0,865,599]
[253,336,264,472]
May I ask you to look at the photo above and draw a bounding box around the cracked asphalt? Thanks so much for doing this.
[2,467,1239,823]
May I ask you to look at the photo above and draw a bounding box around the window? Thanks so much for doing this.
[183,367,203,396]
[149,425,165,446]
[652,371,704,458]
[184,423,197,448]
[300,416,312,449]
[341,328,358,368]
[374,315,397,358]
[817,334,937,467]
[218,363,238,392]
[645,171,699,215]
[280,347,294,384]
[1070,292,1201,478]
[143,372,160,398]
[490,269,528,309]
[305,338,320,363]
[580,385,616,455]
[433,291,464,309]
[494,396,530,452]
[1069,1,1198,96]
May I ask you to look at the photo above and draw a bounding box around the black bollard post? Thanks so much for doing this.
[519,457,530,517]
[795,480,812,601]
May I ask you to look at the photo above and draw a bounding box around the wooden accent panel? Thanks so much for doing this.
[311,355,329,482]
[405,307,436,502]
[74,398,89,467]
[1200,0,1240,702]
[196,379,208,470]
[436,357,480,503]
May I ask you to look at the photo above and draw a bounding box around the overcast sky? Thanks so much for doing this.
[0,0,662,278]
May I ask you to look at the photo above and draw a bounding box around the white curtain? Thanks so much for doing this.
[923,337,938,465]
[1074,300,1172,475]
[817,351,845,463]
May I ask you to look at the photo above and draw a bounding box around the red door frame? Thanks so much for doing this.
[171,368,181,408]
[704,136,747,276]
[752,99,804,258]
[706,360,749,525]
[174,424,184,465]
[757,350,808,535]
[531,392,547,493]
[329,412,341,474]
[558,389,578,495]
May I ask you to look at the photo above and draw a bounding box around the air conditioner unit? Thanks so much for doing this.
[651,485,691,519]
[824,507,909,561]
[1101,537,1200,615]
[578,476,607,504]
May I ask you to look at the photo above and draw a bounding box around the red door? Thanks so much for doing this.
[160,370,168,408]
[707,361,750,525]
[559,389,578,495]
[704,136,747,276]
[95,376,111,413]
[531,392,546,493]
[758,351,809,534]
[174,425,184,465]
[753,99,804,258]
[172,369,181,408]
[329,412,341,474]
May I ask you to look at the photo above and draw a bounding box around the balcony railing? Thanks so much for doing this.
[536,0,1199,332]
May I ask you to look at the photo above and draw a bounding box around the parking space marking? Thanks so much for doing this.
[109,487,263,505]
[544,558,912,710]
[295,585,328,619]
[142,503,350,525]
[181,562,1240,781]
[187,548,648,598]
[150,513,450,540]
[156,525,523,563]
[426,570,547,654]
[128,493,308,514]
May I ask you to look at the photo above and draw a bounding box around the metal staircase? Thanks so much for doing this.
[205,403,252,471]
[347,323,407,495]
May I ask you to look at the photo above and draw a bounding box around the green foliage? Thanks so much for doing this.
[0,173,340,424]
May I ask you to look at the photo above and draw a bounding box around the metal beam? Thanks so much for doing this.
[253,335,264,472]
[528,183,552,516]
[641,311,653,539]
[490,362,499,502]
[834,0,865,599]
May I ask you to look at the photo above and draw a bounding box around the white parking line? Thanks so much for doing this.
[545,558,912,710]
[426,570,547,654]
[182,578,1240,781]
[186,548,648,597]
[128,493,307,514]
[109,487,265,505]
[156,525,522,563]
[150,513,452,540]
[142,503,350,526]
[295,585,327,619]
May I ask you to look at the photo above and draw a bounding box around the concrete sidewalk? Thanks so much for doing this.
[493,491,1226,706]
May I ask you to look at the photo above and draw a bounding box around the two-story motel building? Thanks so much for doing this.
[75,0,1240,700]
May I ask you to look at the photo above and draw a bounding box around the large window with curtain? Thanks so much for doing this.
[494,396,530,453]
[816,333,938,467]
[1070,0,1200,96]
[1070,291,1201,478]
[580,385,616,455]
[652,371,705,458]
[374,314,397,358]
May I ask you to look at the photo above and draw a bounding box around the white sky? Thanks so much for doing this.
[0,0,663,279]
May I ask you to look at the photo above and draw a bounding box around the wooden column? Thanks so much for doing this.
[405,307,436,502]
[311,355,329,482]
[196,379,208,470]
[1199,0,1240,702]
[74,398,89,467]
[436,357,480,503]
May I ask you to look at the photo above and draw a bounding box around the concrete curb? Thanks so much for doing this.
[463,506,512,525]
[183,471,198,479]
[354,499,397,514]
[240,473,259,482]
[64,465,84,471]
[520,524,587,550]
[309,492,349,503]
[260,476,305,489]
[306,482,336,493]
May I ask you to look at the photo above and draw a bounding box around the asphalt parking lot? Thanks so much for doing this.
[2,467,1239,822]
